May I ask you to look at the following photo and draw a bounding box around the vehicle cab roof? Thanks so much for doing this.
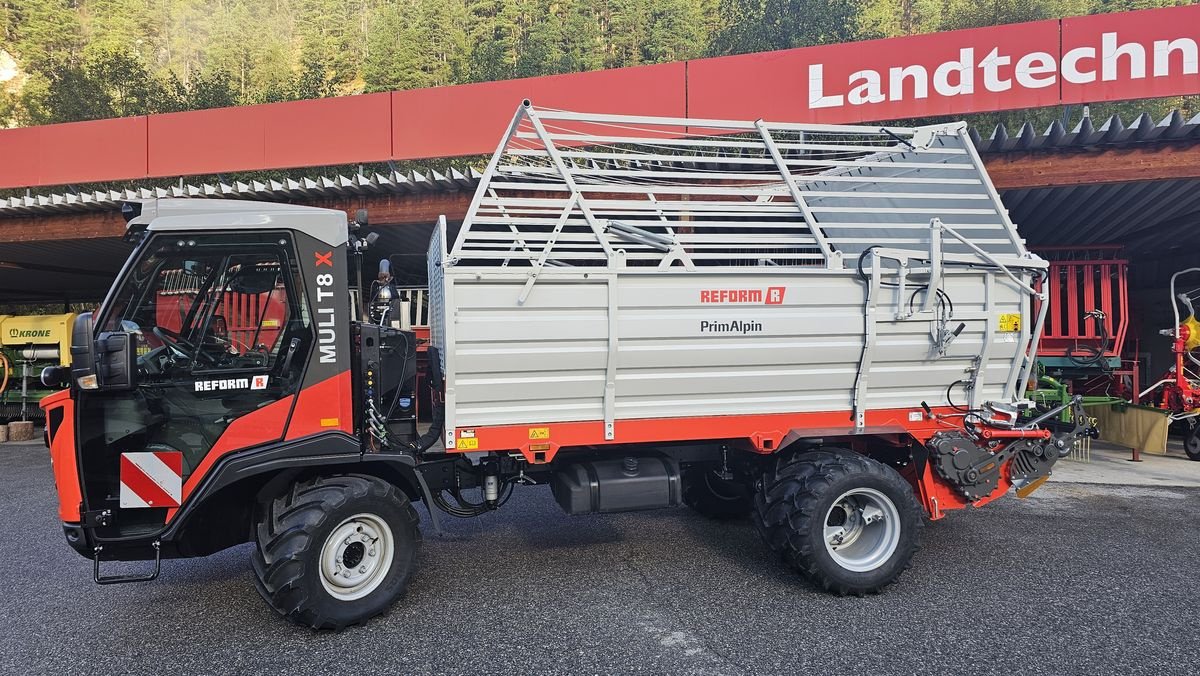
[126,198,348,247]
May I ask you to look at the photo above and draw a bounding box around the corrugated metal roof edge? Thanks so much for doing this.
[0,166,484,217]
[970,109,1200,153]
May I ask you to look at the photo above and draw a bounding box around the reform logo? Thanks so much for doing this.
[700,287,786,305]
[194,376,269,392]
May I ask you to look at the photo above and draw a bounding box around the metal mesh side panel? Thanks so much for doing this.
[450,107,1026,270]
[807,133,1015,258]
[426,220,446,373]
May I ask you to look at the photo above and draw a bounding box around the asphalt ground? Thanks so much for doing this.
[3,439,1199,676]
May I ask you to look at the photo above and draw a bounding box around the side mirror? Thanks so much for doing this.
[95,331,136,391]
[69,312,97,389]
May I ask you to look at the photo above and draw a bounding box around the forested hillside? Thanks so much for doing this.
[0,0,1189,127]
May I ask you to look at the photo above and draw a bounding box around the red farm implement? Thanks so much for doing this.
[1034,246,1138,405]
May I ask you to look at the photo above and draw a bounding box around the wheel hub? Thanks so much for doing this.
[342,542,365,569]
[822,488,901,573]
[320,513,395,601]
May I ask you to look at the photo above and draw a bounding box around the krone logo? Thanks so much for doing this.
[9,328,52,339]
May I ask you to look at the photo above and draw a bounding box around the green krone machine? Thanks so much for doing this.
[0,313,75,422]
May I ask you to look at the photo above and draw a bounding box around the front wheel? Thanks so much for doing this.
[251,474,421,630]
[753,448,923,595]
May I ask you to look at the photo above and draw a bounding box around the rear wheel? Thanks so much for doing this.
[252,474,420,630]
[752,448,922,595]
[1185,422,1200,461]
[681,464,751,519]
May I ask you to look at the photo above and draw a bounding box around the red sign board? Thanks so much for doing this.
[1062,5,1200,103]
[392,63,686,159]
[0,5,1197,189]
[689,20,1065,123]
[0,116,147,188]
[148,93,393,176]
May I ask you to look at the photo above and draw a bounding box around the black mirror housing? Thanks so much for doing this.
[69,312,96,389]
[95,331,137,391]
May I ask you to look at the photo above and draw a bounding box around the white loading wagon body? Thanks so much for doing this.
[427,103,1047,450]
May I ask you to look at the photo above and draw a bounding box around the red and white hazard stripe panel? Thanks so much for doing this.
[119,451,183,508]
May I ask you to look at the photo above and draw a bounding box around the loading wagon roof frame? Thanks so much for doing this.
[448,102,1035,275]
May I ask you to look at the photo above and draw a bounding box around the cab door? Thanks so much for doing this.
[77,232,312,535]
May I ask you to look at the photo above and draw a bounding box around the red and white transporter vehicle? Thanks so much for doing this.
[40,102,1092,629]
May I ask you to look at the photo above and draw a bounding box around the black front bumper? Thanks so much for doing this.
[62,523,177,562]
[62,523,90,557]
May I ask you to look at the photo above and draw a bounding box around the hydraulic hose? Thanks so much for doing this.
[409,400,445,453]
[1067,310,1110,369]
[410,345,447,453]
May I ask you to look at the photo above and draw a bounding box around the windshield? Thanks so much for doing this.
[98,233,303,376]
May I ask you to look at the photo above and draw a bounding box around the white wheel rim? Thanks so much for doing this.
[319,513,394,601]
[822,487,901,573]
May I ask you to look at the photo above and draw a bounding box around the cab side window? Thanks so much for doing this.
[194,254,295,372]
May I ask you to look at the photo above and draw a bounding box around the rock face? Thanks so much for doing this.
[7,421,34,442]
[1,49,27,95]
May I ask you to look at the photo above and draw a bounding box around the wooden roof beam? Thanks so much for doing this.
[984,143,1200,190]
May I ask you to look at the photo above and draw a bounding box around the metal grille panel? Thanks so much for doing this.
[450,104,1027,271]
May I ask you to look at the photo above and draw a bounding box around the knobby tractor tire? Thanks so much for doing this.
[752,448,923,596]
[251,474,421,630]
[681,465,752,519]
[1185,423,1200,461]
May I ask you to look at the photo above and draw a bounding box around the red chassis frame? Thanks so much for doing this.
[442,404,1049,521]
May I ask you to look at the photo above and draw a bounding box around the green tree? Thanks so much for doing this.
[707,0,862,55]
[938,0,1090,30]
[364,0,468,91]
[81,0,162,61]
[515,0,571,77]
[605,0,650,67]
[5,0,85,72]
[160,0,219,83]
[466,0,523,81]
[644,0,707,62]
[159,68,240,112]
[297,0,359,90]
[1087,0,1192,12]
[364,2,425,90]
[557,0,605,73]
[204,0,293,101]
[419,0,470,86]
[16,48,164,123]
[857,0,942,37]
